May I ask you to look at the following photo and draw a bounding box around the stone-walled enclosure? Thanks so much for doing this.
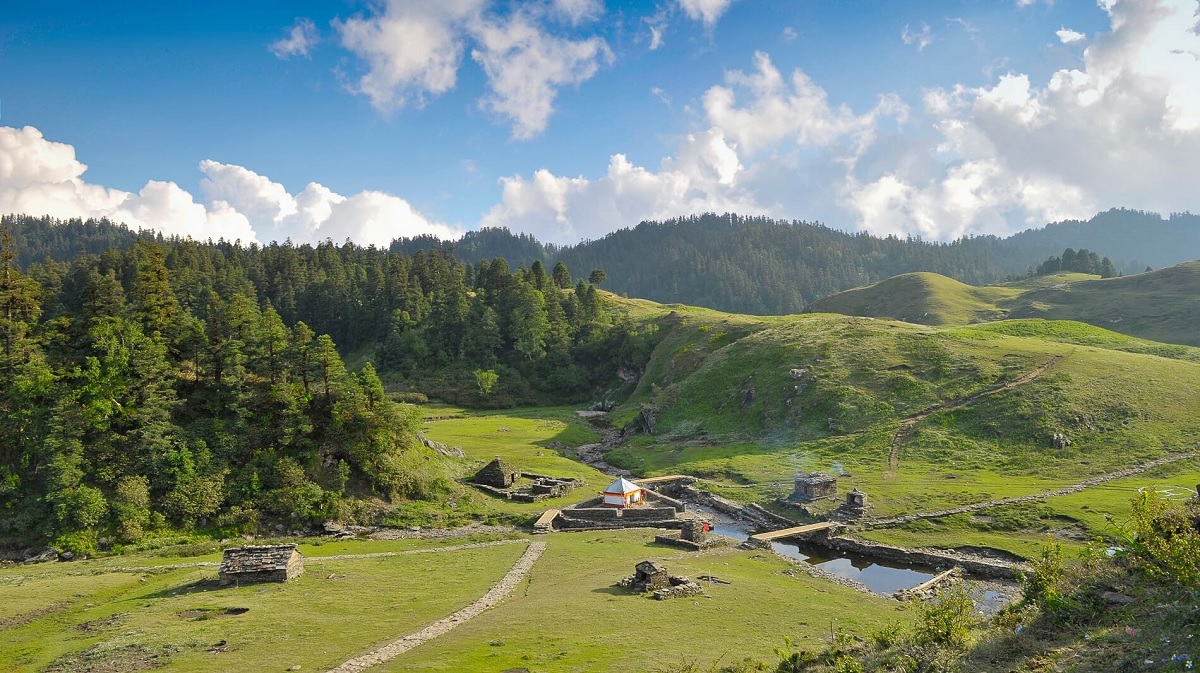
[469,458,583,503]
[219,544,303,583]
[555,487,687,530]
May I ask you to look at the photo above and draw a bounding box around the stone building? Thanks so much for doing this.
[631,560,670,591]
[473,457,521,488]
[792,472,838,502]
[219,544,303,583]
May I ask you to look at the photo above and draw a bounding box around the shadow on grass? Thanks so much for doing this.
[133,578,230,600]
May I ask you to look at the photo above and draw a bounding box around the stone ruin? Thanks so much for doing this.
[469,458,582,503]
[616,560,704,600]
[474,457,521,488]
[219,544,303,584]
[830,488,870,521]
[654,518,728,551]
[791,472,838,502]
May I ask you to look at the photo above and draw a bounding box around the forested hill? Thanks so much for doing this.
[7,208,1200,316]
[394,210,1199,314]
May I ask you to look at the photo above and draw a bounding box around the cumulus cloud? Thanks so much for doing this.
[0,126,256,242]
[336,0,484,113]
[702,52,907,156]
[902,22,933,51]
[1056,27,1086,43]
[270,18,319,59]
[470,11,613,139]
[197,160,463,245]
[336,0,610,138]
[841,0,1200,240]
[678,0,736,27]
[0,126,459,247]
[481,128,760,243]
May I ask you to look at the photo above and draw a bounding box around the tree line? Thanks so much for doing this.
[0,216,645,552]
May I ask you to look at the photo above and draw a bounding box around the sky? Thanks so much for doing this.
[0,0,1197,247]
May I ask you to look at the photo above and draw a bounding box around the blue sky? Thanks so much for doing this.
[1,0,1196,246]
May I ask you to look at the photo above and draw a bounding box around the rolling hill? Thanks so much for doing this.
[807,261,1200,347]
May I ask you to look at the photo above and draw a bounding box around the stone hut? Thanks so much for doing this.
[631,560,670,592]
[219,544,303,583]
[473,457,521,488]
[792,472,838,502]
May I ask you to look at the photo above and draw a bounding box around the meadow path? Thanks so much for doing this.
[885,355,1066,476]
[862,451,1196,529]
[325,540,546,673]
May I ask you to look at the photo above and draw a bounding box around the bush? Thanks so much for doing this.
[913,581,980,649]
[1129,488,1200,586]
[390,391,429,404]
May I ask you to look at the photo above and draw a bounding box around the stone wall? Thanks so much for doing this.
[819,534,1023,580]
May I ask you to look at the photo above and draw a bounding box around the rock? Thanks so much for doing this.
[739,386,756,407]
[22,547,59,564]
[1052,433,1072,449]
[790,368,808,380]
[288,666,302,671]
[1101,591,1135,606]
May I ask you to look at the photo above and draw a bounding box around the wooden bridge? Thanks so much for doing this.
[532,509,560,534]
[749,521,839,542]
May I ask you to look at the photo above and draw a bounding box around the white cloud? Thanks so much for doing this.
[646,13,667,50]
[0,126,256,243]
[551,0,604,25]
[470,11,613,139]
[840,0,1200,240]
[481,129,760,244]
[270,18,319,59]
[335,0,484,113]
[782,27,798,42]
[0,126,459,247]
[702,52,906,156]
[902,22,933,52]
[197,160,462,245]
[1056,27,1086,43]
[336,0,609,139]
[678,0,735,27]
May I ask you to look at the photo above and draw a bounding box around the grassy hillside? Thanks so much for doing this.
[805,272,1018,325]
[805,262,1200,347]
[1007,260,1200,346]
[601,296,1200,557]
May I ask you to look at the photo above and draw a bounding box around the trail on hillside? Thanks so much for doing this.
[884,355,1066,478]
[325,540,546,673]
[863,452,1196,530]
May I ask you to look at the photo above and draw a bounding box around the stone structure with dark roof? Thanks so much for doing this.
[473,457,521,488]
[792,472,838,502]
[219,544,303,583]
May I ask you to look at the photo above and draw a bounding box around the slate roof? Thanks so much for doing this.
[219,544,300,574]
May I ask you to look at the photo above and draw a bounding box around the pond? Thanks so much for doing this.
[701,510,939,595]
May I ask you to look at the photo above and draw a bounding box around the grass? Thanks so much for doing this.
[0,537,528,673]
[384,529,910,672]
[1,530,911,673]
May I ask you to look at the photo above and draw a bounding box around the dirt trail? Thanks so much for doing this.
[863,451,1196,530]
[325,540,546,673]
[884,356,1065,477]
[574,426,631,477]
